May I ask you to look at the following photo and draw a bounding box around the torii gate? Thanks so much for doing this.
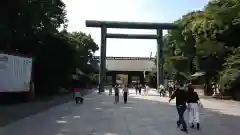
[86,20,178,93]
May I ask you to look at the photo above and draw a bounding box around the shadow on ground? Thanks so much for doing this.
[0,89,94,127]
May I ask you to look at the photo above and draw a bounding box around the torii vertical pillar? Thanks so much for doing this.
[157,29,164,88]
[140,72,145,85]
[112,73,116,87]
[128,74,132,86]
[99,26,107,93]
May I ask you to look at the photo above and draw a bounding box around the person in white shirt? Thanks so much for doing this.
[143,84,147,96]
[187,85,202,130]
[109,85,113,96]
[159,84,165,97]
[145,85,149,96]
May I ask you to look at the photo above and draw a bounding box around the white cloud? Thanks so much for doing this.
[64,0,165,57]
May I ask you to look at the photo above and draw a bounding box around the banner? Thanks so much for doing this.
[0,54,32,92]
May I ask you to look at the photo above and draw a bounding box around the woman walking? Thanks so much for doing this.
[109,85,113,96]
[74,87,83,104]
[143,84,147,96]
[138,84,142,95]
[135,84,138,95]
[187,85,202,130]
[145,85,149,96]
[123,84,129,104]
[72,79,83,104]
[168,85,174,97]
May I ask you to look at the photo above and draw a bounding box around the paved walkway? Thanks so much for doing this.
[0,89,240,135]
[0,89,93,126]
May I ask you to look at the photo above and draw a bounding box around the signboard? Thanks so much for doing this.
[0,54,32,92]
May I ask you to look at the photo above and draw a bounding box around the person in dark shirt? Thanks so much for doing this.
[135,84,138,95]
[169,84,188,133]
[122,84,129,104]
[114,84,119,104]
[187,85,201,130]
[138,84,142,94]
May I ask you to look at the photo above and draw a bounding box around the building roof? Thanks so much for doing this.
[93,56,155,72]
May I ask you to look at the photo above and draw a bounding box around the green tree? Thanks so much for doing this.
[68,32,99,69]
[0,1,99,96]
[0,0,67,55]
[33,33,76,95]
[218,47,240,99]
[34,31,99,95]
[161,0,240,97]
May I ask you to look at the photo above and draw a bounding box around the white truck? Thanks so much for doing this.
[0,53,32,93]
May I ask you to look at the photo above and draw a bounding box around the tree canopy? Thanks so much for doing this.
[161,0,240,97]
[0,0,99,95]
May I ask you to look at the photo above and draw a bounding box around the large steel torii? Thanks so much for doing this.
[86,20,178,93]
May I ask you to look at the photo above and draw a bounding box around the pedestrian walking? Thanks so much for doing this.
[143,84,147,96]
[169,85,174,97]
[145,85,149,96]
[123,84,129,104]
[72,79,84,104]
[109,85,113,96]
[159,84,165,97]
[135,84,138,95]
[169,84,188,133]
[74,87,83,104]
[114,84,119,104]
[187,85,202,130]
[138,84,142,95]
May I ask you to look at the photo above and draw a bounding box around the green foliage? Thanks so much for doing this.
[33,31,99,95]
[0,0,67,55]
[218,47,240,90]
[145,72,157,88]
[0,0,99,95]
[158,0,240,97]
[34,34,76,94]
[67,32,99,71]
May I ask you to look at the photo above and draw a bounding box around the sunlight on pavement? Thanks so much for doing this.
[123,106,133,109]
[104,133,119,135]
[59,128,69,133]
[56,120,68,124]
[132,90,240,116]
[73,116,81,119]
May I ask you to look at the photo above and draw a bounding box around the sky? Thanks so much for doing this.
[63,0,209,57]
